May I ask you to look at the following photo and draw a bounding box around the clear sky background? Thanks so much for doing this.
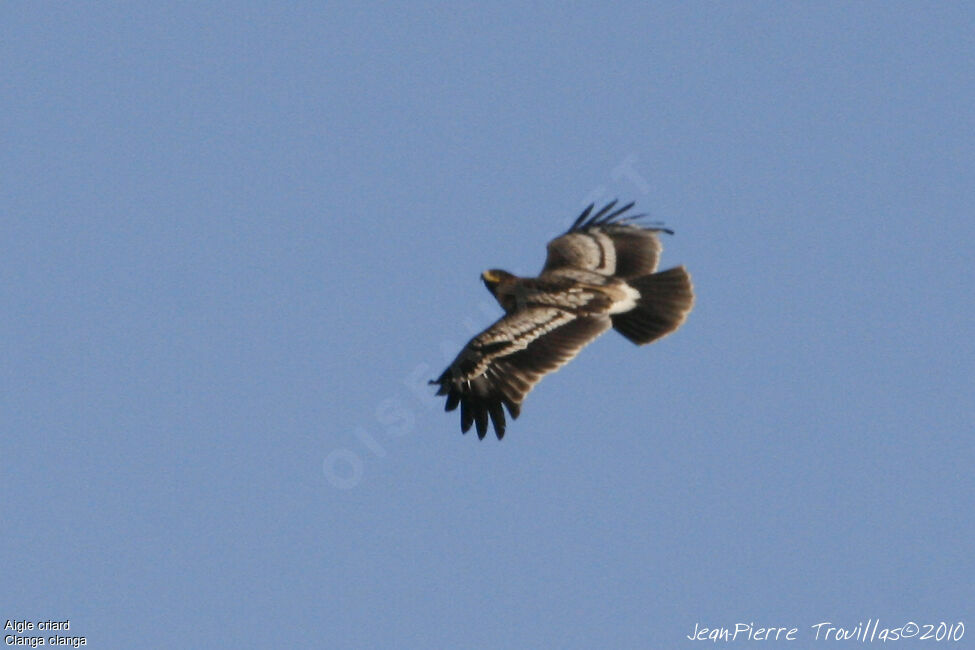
[2,3,973,648]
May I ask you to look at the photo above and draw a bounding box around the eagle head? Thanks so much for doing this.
[481,269,512,291]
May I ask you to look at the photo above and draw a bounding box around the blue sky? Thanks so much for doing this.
[2,2,973,648]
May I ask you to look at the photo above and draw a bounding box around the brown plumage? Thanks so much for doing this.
[431,200,694,439]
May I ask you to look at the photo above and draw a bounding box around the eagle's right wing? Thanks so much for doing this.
[431,307,611,439]
[542,200,672,279]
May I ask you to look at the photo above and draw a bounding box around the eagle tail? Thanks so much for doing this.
[611,266,693,345]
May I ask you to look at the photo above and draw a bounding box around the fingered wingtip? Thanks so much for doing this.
[569,199,643,232]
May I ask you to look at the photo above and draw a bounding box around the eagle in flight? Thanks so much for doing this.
[431,200,694,439]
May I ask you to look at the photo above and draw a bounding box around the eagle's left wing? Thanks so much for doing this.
[431,307,611,439]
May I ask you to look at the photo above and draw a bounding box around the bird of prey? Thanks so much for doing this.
[430,200,694,439]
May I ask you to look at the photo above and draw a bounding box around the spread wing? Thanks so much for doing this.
[542,200,673,278]
[431,307,611,439]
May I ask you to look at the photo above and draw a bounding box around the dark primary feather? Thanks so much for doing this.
[597,201,635,225]
[431,309,610,439]
[569,203,595,230]
[587,199,619,225]
[567,199,671,234]
[588,199,631,227]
